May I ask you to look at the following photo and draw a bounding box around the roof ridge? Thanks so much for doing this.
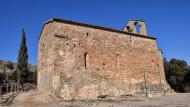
[38,18,156,43]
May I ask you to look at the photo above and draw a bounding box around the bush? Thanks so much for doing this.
[164,58,190,92]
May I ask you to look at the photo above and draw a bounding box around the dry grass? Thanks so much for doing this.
[3,91,190,107]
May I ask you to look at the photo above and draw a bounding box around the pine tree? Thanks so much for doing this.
[15,29,28,84]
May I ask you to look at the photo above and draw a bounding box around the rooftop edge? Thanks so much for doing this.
[38,18,156,43]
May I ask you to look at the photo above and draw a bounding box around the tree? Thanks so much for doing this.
[163,58,170,82]
[182,71,190,92]
[15,29,29,84]
[164,58,190,92]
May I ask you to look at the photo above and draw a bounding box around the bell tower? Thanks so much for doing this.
[123,20,147,36]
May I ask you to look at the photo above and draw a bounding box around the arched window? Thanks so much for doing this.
[84,52,89,68]
[127,26,132,32]
[134,22,141,33]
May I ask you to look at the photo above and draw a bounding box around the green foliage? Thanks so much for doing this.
[11,70,17,82]
[21,69,37,84]
[15,29,29,84]
[164,58,190,92]
[11,67,37,85]
[11,29,37,85]
[182,72,190,92]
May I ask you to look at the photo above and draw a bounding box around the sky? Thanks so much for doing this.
[0,0,189,65]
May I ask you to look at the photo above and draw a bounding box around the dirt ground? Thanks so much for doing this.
[8,90,190,107]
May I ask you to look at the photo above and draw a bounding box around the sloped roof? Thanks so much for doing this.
[38,18,156,43]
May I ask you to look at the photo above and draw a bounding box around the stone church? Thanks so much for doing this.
[38,18,169,100]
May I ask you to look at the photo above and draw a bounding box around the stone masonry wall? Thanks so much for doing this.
[38,20,168,100]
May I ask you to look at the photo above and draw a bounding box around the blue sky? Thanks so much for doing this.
[0,0,189,64]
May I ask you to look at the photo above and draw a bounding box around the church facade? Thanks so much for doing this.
[38,18,168,100]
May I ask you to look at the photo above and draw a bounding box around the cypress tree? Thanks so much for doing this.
[16,29,28,84]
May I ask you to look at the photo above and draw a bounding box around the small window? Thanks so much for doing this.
[86,33,89,37]
[42,43,45,47]
[84,52,89,68]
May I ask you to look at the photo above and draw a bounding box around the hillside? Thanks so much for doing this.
[0,60,37,74]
